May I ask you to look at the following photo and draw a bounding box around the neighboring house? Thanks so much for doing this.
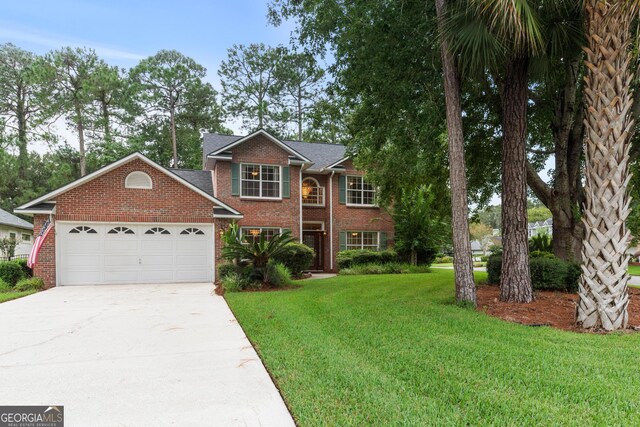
[528,219,553,238]
[15,129,394,287]
[0,208,34,258]
[471,240,484,260]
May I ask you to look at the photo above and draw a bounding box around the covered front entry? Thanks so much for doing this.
[56,222,214,285]
[302,230,324,271]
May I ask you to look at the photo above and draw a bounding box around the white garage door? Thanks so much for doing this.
[57,223,214,286]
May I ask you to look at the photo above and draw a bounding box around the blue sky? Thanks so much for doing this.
[0,0,295,88]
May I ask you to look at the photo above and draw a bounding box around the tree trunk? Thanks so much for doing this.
[435,0,476,306]
[75,101,86,177]
[411,249,417,266]
[298,86,303,140]
[101,98,111,144]
[576,0,633,331]
[500,57,533,303]
[16,87,28,179]
[170,106,178,168]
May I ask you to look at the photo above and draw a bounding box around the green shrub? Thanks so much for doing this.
[0,261,26,286]
[434,256,453,264]
[336,249,399,269]
[529,257,570,291]
[14,277,44,292]
[272,242,314,278]
[13,258,32,278]
[339,262,431,275]
[487,254,581,292]
[529,233,553,253]
[0,279,12,293]
[480,255,489,262]
[217,263,242,280]
[530,250,555,259]
[220,272,250,293]
[264,261,292,287]
[486,254,502,284]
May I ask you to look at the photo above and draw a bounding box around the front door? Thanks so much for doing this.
[302,231,324,271]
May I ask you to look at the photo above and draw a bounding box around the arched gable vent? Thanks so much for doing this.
[125,171,153,189]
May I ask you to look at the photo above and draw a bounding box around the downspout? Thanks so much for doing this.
[299,167,303,243]
[329,171,335,271]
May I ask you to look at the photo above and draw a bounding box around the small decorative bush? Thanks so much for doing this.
[339,263,431,275]
[272,242,314,278]
[434,256,454,264]
[0,261,26,286]
[0,279,12,293]
[480,255,489,262]
[336,249,398,269]
[13,258,32,278]
[14,277,45,292]
[530,250,555,259]
[487,254,580,292]
[217,263,243,280]
[264,261,292,287]
[220,272,252,293]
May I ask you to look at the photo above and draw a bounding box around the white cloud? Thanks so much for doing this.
[0,26,145,61]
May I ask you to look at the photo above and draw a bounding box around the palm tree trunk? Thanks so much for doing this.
[500,57,533,303]
[576,0,634,331]
[436,0,476,306]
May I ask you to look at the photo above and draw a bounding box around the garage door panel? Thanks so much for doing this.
[58,223,213,285]
[104,240,138,252]
[104,255,139,267]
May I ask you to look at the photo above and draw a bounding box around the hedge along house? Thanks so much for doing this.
[15,129,393,287]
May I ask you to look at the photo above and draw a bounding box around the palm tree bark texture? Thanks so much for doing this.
[435,0,476,306]
[500,57,534,303]
[576,0,635,331]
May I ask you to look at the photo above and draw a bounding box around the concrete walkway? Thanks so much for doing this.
[0,284,295,426]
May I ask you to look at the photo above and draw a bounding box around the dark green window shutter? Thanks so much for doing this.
[379,232,387,250]
[339,175,346,204]
[282,166,290,198]
[339,231,347,251]
[231,163,240,196]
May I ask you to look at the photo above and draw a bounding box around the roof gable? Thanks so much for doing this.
[206,129,311,163]
[203,130,348,171]
[0,208,33,230]
[15,153,241,216]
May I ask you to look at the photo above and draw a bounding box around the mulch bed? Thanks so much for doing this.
[477,285,640,332]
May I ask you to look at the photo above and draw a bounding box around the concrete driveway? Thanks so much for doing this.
[0,284,295,426]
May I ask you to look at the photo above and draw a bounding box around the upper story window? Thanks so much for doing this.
[347,176,376,206]
[125,171,153,189]
[22,234,30,241]
[241,164,281,199]
[302,177,325,206]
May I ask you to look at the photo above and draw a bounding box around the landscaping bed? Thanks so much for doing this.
[477,284,640,332]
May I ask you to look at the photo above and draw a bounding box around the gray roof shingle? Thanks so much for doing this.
[170,169,214,197]
[0,208,33,230]
[202,133,347,172]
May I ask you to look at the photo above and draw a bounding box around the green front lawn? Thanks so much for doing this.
[0,290,36,303]
[226,270,640,426]
[629,265,640,276]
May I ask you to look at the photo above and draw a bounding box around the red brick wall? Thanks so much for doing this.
[35,158,224,287]
[33,214,55,288]
[327,160,395,272]
[214,134,302,239]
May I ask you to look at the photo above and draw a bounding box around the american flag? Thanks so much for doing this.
[28,219,54,268]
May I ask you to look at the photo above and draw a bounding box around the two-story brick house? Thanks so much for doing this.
[15,129,394,287]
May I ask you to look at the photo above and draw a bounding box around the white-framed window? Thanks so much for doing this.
[346,231,379,250]
[125,171,153,189]
[240,227,282,244]
[302,177,325,206]
[9,232,16,239]
[346,176,376,206]
[22,234,30,241]
[241,164,281,199]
